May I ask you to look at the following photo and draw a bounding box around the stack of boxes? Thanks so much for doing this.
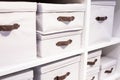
[0,2,37,80]
[36,3,84,57]
[88,1,117,80]
[35,1,85,80]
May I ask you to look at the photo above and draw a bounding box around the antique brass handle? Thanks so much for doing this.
[56,39,72,46]
[104,68,113,73]
[91,76,95,80]
[0,23,20,31]
[87,59,97,66]
[96,16,108,21]
[57,16,75,22]
[54,72,70,80]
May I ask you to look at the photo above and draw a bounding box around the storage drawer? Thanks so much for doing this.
[0,70,33,80]
[89,1,116,45]
[87,67,99,80]
[87,50,102,69]
[99,57,117,80]
[37,32,82,57]
[37,11,84,33]
[0,2,37,67]
[34,55,81,80]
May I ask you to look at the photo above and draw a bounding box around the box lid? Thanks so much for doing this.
[0,70,33,80]
[0,2,37,12]
[37,29,82,40]
[100,57,117,69]
[37,55,81,74]
[88,50,102,59]
[37,3,85,12]
[92,1,116,6]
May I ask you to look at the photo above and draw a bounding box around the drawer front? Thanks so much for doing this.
[87,73,98,80]
[40,56,80,73]
[89,5,115,44]
[37,12,84,33]
[99,65,116,80]
[40,62,80,80]
[0,12,36,66]
[87,56,101,69]
[37,34,82,57]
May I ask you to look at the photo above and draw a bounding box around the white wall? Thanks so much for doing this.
[113,0,120,37]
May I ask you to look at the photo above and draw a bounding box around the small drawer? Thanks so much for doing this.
[0,2,37,67]
[99,57,117,80]
[87,67,99,80]
[87,50,102,69]
[0,70,33,80]
[34,56,81,80]
[37,11,84,33]
[37,32,82,57]
[89,1,116,44]
[99,65,116,80]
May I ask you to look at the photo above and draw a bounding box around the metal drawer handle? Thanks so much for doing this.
[96,16,108,21]
[54,72,70,80]
[0,23,20,31]
[56,39,72,46]
[57,16,75,22]
[104,68,113,73]
[87,59,97,66]
[91,76,95,80]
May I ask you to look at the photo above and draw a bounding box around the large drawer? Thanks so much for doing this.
[89,1,116,45]
[34,55,81,80]
[0,2,37,67]
[37,11,84,33]
[37,32,82,57]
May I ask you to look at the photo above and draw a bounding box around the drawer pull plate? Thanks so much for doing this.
[57,16,75,22]
[87,59,97,66]
[56,39,72,46]
[0,23,20,31]
[96,16,108,21]
[91,76,95,80]
[104,68,113,73]
[54,72,70,80]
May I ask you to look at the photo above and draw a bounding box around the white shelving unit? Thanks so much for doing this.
[0,0,120,80]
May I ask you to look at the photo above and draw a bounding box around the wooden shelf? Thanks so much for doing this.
[88,37,120,52]
[0,49,84,77]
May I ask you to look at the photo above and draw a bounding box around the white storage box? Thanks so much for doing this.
[37,30,82,57]
[37,3,85,34]
[89,1,116,45]
[99,57,117,80]
[34,55,81,80]
[0,2,37,67]
[87,50,102,69]
[87,67,99,80]
[0,70,33,80]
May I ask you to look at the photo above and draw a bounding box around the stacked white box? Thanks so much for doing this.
[34,55,81,80]
[0,2,37,67]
